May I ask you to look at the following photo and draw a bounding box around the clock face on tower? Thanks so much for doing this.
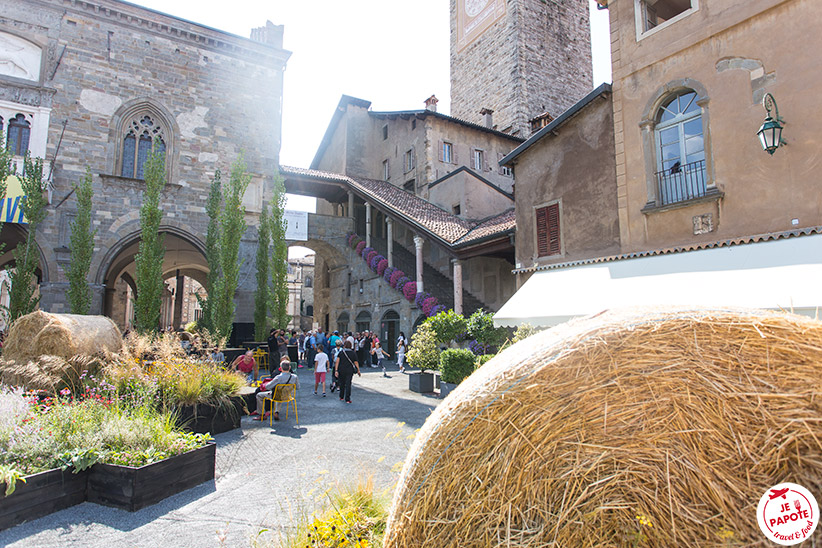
[456,0,506,51]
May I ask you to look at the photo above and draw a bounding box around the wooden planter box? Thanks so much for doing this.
[87,442,216,512]
[409,371,436,393]
[439,381,457,399]
[175,396,244,435]
[0,467,88,531]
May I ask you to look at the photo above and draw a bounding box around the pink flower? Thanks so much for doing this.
[403,281,417,301]
[389,270,405,288]
[377,259,389,276]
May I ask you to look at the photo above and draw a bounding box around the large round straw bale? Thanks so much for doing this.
[4,311,122,363]
[385,307,822,547]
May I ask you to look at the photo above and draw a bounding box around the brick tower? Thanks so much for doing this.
[450,0,593,137]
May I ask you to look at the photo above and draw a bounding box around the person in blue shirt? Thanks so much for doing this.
[328,330,341,353]
[306,330,317,372]
[315,327,327,355]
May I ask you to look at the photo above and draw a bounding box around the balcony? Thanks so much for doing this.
[655,159,706,206]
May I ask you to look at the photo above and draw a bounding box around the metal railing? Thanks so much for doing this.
[655,160,706,206]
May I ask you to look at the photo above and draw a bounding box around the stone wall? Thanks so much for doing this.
[450,0,593,137]
[0,0,288,323]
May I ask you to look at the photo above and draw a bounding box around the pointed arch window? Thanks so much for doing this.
[7,114,30,156]
[121,114,167,179]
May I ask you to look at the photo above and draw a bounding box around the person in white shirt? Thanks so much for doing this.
[314,348,329,397]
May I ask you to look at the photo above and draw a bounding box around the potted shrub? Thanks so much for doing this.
[406,323,439,393]
[439,348,476,399]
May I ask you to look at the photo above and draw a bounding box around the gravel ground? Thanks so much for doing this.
[0,364,438,548]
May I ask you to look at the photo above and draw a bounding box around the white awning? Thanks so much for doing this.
[494,234,822,327]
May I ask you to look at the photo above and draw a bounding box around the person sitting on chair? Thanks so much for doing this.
[254,356,300,421]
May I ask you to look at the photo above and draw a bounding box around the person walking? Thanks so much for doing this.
[396,338,407,373]
[298,331,306,365]
[313,346,329,397]
[371,341,391,377]
[329,339,343,393]
[306,330,317,372]
[334,340,361,404]
[267,328,279,374]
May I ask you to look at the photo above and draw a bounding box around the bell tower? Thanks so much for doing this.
[450,0,593,137]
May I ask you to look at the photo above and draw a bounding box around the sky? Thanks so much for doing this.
[126,0,612,256]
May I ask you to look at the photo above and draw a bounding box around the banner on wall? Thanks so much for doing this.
[284,210,308,241]
[0,175,27,224]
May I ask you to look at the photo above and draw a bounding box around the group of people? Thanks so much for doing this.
[230,326,411,422]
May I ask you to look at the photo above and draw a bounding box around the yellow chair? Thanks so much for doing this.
[262,383,298,426]
[253,348,268,371]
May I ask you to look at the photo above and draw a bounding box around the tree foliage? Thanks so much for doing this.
[268,170,289,330]
[66,168,96,315]
[133,145,166,334]
[212,155,250,342]
[6,154,48,326]
[407,322,440,373]
[253,201,271,340]
[424,309,467,344]
[196,170,222,334]
[466,309,507,354]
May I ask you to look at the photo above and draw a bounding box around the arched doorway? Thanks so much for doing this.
[380,309,400,356]
[355,310,371,333]
[0,223,48,331]
[96,227,208,332]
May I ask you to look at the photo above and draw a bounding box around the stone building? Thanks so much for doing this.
[495,0,822,326]
[450,0,593,136]
[287,254,314,332]
[0,0,289,339]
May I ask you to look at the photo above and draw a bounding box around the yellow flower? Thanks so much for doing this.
[377,456,386,463]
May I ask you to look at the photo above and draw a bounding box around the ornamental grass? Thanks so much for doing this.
[384,307,822,547]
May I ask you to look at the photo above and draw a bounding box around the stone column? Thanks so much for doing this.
[172,270,184,330]
[386,217,394,268]
[413,235,424,294]
[452,259,463,316]
[348,191,355,217]
[365,202,372,247]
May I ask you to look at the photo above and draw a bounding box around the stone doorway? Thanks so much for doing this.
[380,309,400,356]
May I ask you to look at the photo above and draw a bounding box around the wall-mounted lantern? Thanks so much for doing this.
[757,93,785,155]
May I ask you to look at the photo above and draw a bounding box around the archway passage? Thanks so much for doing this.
[380,310,400,356]
[98,229,208,332]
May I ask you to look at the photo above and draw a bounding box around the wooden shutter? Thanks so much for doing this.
[438,140,444,162]
[536,203,561,257]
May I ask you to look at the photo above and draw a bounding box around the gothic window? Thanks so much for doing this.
[120,114,167,179]
[7,114,30,156]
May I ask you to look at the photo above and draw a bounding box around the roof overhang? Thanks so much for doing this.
[495,232,822,327]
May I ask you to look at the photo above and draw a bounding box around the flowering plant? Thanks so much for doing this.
[376,259,389,276]
[402,281,417,301]
[355,241,366,255]
[362,246,374,260]
[422,297,438,316]
[389,270,405,288]
[395,276,411,291]
[428,304,447,317]
[383,266,396,282]
[369,254,385,272]
[346,233,357,247]
[415,291,432,309]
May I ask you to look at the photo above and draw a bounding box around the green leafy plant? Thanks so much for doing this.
[133,142,167,333]
[439,348,475,384]
[254,201,271,340]
[196,169,222,334]
[467,309,507,354]
[406,323,440,373]
[66,167,97,314]
[0,464,26,496]
[476,354,495,368]
[425,309,467,345]
[213,155,250,342]
[5,153,48,326]
[268,169,289,330]
[513,323,542,343]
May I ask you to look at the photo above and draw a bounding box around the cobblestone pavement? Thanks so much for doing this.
[0,365,438,548]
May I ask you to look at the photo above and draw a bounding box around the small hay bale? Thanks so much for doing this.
[4,311,122,363]
[384,307,822,547]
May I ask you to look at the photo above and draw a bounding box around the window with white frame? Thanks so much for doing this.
[654,89,706,205]
[441,141,453,164]
[404,148,415,173]
[471,148,485,171]
[636,0,697,36]
[6,114,30,156]
[382,159,389,181]
[499,154,512,177]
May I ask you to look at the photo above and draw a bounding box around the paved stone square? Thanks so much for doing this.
[0,365,438,548]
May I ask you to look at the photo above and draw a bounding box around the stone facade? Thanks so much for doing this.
[450,0,593,137]
[0,0,289,329]
[287,254,314,332]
